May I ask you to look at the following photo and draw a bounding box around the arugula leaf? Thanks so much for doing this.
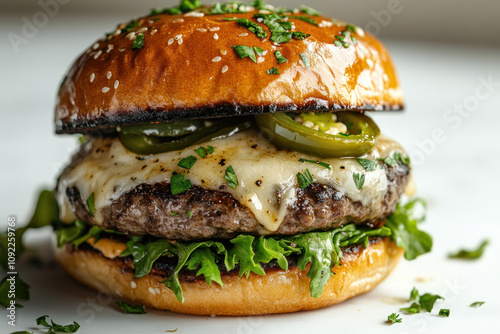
[298,158,331,170]
[385,199,432,260]
[115,302,147,314]
[353,172,365,190]
[55,220,86,248]
[177,155,197,170]
[470,301,485,307]
[224,166,239,189]
[70,225,122,249]
[274,50,287,64]
[448,240,489,260]
[0,275,30,308]
[232,45,257,62]
[163,241,212,302]
[300,5,320,16]
[36,315,80,333]
[267,67,280,75]
[132,34,145,50]
[439,308,450,317]
[297,169,313,189]
[229,235,265,278]
[170,172,192,195]
[253,237,289,270]
[387,313,402,324]
[186,247,223,286]
[126,237,175,278]
[356,158,378,171]
[299,53,310,68]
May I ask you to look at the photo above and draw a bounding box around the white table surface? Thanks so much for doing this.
[1,12,499,334]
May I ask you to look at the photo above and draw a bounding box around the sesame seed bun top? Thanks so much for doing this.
[55,5,403,134]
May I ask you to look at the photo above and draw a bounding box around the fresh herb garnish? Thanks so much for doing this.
[290,16,318,26]
[267,67,280,75]
[400,287,444,314]
[297,169,313,189]
[132,34,145,50]
[171,212,178,216]
[356,158,378,171]
[299,53,310,68]
[470,301,485,307]
[274,50,287,64]
[387,313,402,324]
[170,172,192,195]
[207,146,215,154]
[448,240,489,260]
[0,275,30,308]
[300,5,320,16]
[234,18,267,38]
[353,172,365,190]
[86,192,95,217]
[232,45,257,62]
[291,31,311,40]
[36,315,80,333]
[115,302,147,314]
[439,309,450,317]
[194,147,207,158]
[338,132,350,137]
[123,20,140,33]
[154,0,202,15]
[254,13,310,44]
[400,303,421,314]
[178,155,197,170]
[410,286,419,302]
[383,156,397,167]
[298,158,331,170]
[254,46,265,56]
[334,24,357,48]
[186,210,192,218]
[224,166,239,189]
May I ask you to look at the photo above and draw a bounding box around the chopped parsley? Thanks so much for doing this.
[232,45,257,62]
[353,172,365,190]
[224,166,239,189]
[448,239,489,260]
[115,302,147,314]
[300,5,320,16]
[36,315,80,333]
[356,158,378,171]
[410,286,419,302]
[86,192,95,217]
[178,155,197,170]
[123,20,140,33]
[387,313,402,324]
[194,147,207,158]
[267,67,280,75]
[297,169,313,189]
[171,212,179,216]
[253,13,310,44]
[300,53,310,68]
[438,309,450,317]
[290,16,318,26]
[383,156,397,167]
[334,24,357,48]
[274,50,287,64]
[186,210,193,218]
[291,31,311,40]
[234,18,267,38]
[400,288,444,313]
[132,34,145,50]
[207,146,215,154]
[170,172,192,195]
[470,301,485,307]
[298,158,331,170]
[253,46,265,56]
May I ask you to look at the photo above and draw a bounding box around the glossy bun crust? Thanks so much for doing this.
[55,237,403,315]
[55,10,403,133]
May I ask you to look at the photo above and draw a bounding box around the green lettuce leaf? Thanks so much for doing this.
[186,247,223,287]
[228,235,265,277]
[126,237,176,278]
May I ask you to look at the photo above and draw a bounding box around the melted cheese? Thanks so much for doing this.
[57,129,405,233]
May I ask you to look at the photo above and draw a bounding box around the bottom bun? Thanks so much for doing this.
[55,237,403,316]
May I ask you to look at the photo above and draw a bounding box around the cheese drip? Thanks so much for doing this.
[57,129,405,233]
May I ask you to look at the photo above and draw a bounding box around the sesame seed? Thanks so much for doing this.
[257,56,265,63]
[196,28,207,32]
[178,39,183,45]
[106,71,112,79]
[220,49,227,55]
[213,33,219,40]
[130,281,137,289]
[239,33,249,37]
[106,44,114,53]
[137,27,148,34]
[102,87,110,93]
[168,38,174,45]
[262,50,268,56]
[293,8,300,14]
[93,50,102,60]
[119,47,126,52]
[319,20,333,28]
[126,32,136,40]
[221,65,228,73]
[209,27,220,31]
[212,56,222,62]
[356,27,365,37]
[174,34,183,40]
[92,43,99,50]
[151,29,157,35]
[114,80,119,89]
[148,287,156,295]
[90,73,95,83]
[259,9,271,14]
[173,18,184,23]
[113,29,121,36]
[185,11,204,17]
[155,288,161,294]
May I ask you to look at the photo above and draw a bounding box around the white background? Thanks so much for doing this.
[1,1,500,333]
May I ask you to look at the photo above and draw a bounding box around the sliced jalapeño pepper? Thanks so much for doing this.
[254,111,380,158]
[119,119,204,137]
[118,119,253,155]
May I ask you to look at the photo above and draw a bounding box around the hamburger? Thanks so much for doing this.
[51,0,432,316]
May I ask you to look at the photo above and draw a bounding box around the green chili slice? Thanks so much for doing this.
[254,111,380,158]
[119,119,204,137]
[119,119,253,155]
